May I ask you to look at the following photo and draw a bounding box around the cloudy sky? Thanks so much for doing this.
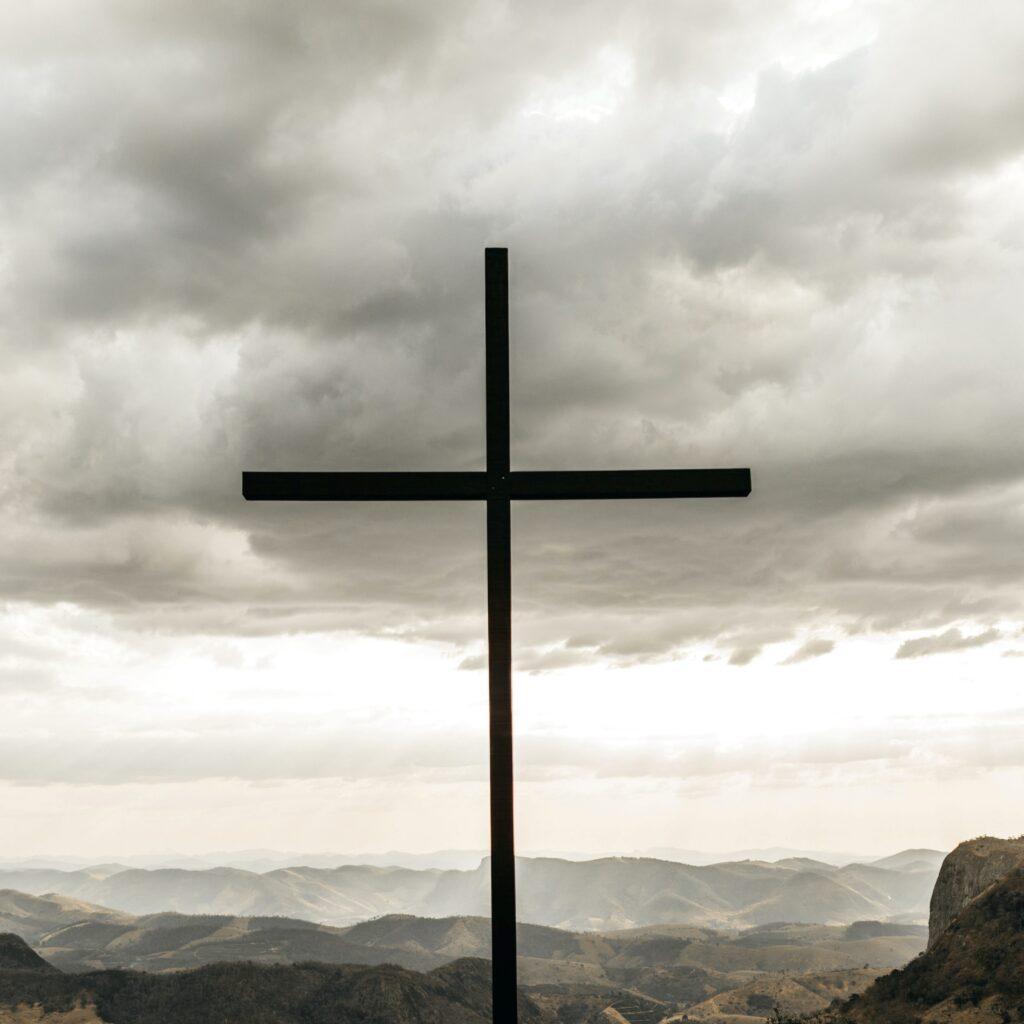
[2,0,1023,860]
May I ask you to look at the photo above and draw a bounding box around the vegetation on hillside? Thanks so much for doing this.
[814,868,1024,1024]
[0,948,549,1024]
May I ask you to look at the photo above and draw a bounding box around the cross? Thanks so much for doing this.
[242,248,751,1023]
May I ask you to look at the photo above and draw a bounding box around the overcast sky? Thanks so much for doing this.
[2,0,1023,860]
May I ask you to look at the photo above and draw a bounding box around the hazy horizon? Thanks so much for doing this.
[0,841,946,870]
[0,843,897,859]
[2,0,1023,858]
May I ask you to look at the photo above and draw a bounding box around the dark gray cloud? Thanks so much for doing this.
[2,0,1023,672]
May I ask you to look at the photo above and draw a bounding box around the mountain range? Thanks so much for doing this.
[0,903,928,1023]
[0,889,927,999]
[0,847,904,873]
[0,850,944,931]
[4,838,1024,1023]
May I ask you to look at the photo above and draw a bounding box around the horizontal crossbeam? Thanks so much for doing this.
[243,471,488,501]
[242,468,750,501]
[509,469,750,500]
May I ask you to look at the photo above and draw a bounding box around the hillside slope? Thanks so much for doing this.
[0,893,130,948]
[823,867,1024,1024]
[0,952,550,1024]
[673,967,883,1022]
[0,936,56,974]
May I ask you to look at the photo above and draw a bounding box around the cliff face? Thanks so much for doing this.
[928,836,1024,947]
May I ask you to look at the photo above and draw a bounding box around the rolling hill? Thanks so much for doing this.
[0,889,926,1017]
[0,939,549,1024]
[0,852,940,931]
[669,967,884,1022]
[870,850,946,874]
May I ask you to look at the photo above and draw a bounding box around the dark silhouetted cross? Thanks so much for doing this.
[242,248,751,1023]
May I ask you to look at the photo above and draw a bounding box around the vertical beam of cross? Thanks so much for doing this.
[241,248,751,1023]
[485,249,517,1023]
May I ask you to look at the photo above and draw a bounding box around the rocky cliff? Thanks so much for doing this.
[928,836,1024,947]
[820,866,1024,1024]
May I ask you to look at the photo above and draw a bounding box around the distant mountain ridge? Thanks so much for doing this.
[0,852,940,931]
[0,847,938,873]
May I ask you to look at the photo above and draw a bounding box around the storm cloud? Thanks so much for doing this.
[3,0,1023,671]
[2,1,1024,855]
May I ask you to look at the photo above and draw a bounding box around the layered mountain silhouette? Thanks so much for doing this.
[0,844,987,1024]
[0,887,926,1016]
[0,920,926,1024]
[0,848,912,873]
[0,852,939,931]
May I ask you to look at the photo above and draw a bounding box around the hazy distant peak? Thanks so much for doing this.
[870,849,948,872]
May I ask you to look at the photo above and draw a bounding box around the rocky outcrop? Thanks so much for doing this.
[817,867,1024,1024]
[928,836,1024,947]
